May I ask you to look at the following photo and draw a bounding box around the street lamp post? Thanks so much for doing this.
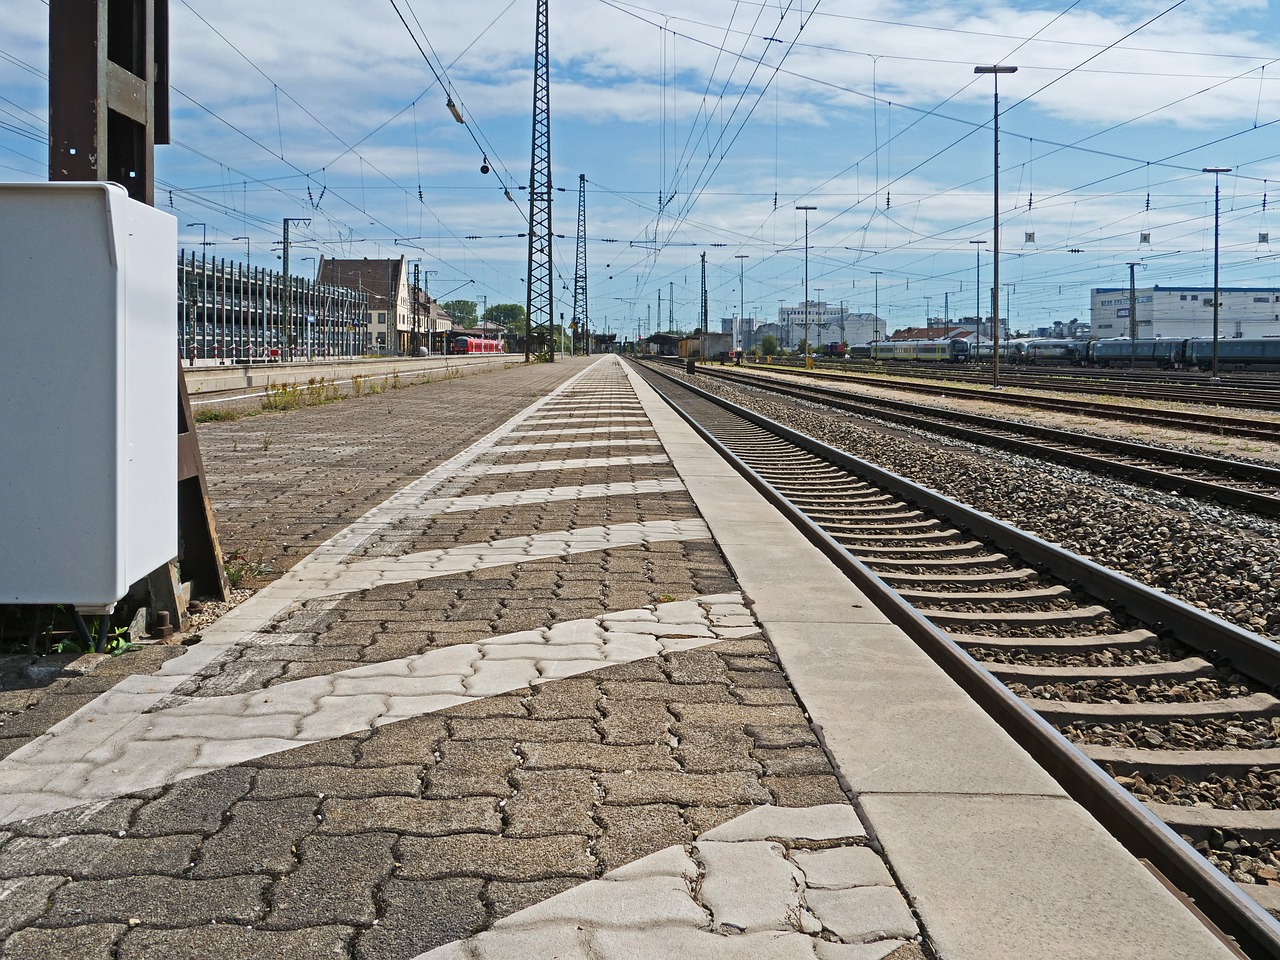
[870,272,882,344]
[1203,166,1232,382]
[974,64,1017,388]
[233,236,251,263]
[796,205,816,365]
[970,239,986,357]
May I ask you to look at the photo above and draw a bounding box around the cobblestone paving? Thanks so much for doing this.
[0,357,923,959]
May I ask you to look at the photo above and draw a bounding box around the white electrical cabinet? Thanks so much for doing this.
[0,182,177,612]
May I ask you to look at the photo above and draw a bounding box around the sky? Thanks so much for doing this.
[3,0,1279,339]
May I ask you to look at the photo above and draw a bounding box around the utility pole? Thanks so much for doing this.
[413,262,421,355]
[423,269,437,354]
[870,272,882,343]
[281,217,311,360]
[974,63,1017,388]
[186,222,210,358]
[668,281,674,332]
[701,253,711,332]
[572,173,588,356]
[815,288,824,350]
[1203,166,1231,382]
[1126,262,1141,369]
[735,255,749,353]
[525,0,553,361]
[796,205,816,365]
[970,240,986,356]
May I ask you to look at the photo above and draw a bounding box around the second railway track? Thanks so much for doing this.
[748,360,1280,439]
[670,360,1280,519]
[632,358,1280,957]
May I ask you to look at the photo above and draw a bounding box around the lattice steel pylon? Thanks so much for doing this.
[571,174,588,356]
[700,252,709,331]
[524,0,554,362]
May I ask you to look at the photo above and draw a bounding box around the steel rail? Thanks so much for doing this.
[678,362,1280,517]
[634,359,1280,959]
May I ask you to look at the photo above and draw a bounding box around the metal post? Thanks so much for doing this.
[1126,261,1141,368]
[970,239,985,357]
[187,223,208,359]
[735,255,749,354]
[870,272,882,343]
[975,64,1016,388]
[281,217,310,360]
[1203,166,1231,382]
[49,0,170,206]
[525,0,553,361]
[796,206,816,365]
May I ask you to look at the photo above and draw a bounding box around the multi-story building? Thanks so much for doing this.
[318,256,455,354]
[1090,286,1280,340]
[777,302,881,347]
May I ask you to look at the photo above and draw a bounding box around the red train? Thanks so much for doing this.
[452,336,505,354]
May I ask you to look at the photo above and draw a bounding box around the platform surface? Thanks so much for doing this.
[0,356,1237,959]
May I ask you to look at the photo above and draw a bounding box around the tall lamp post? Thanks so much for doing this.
[796,205,816,366]
[974,64,1017,388]
[1203,166,1232,382]
[970,239,986,356]
[735,254,749,355]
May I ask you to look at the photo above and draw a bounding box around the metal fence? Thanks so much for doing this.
[179,251,370,363]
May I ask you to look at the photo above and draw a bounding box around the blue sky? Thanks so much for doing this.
[3,0,1279,338]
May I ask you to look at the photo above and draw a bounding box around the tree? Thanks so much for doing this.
[760,334,778,356]
[442,300,478,325]
[484,303,525,328]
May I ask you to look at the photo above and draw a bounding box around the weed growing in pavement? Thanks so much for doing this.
[194,406,245,423]
[260,419,280,451]
[223,550,274,588]
[261,378,343,413]
[351,375,365,397]
[54,624,137,657]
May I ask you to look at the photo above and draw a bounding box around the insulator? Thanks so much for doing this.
[447,98,464,124]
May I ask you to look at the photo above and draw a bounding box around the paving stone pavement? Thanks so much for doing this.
[0,357,926,959]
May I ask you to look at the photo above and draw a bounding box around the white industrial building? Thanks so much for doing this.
[1090,286,1280,340]
[777,302,880,347]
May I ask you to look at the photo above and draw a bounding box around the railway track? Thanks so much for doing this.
[777,357,1280,408]
[633,359,1280,958]
[661,361,1280,518]
[756,360,1280,427]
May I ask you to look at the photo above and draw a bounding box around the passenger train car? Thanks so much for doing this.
[843,335,1280,371]
[1088,337,1280,370]
[869,338,970,363]
[451,336,505,354]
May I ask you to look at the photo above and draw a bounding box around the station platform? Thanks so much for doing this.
[0,355,1240,959]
